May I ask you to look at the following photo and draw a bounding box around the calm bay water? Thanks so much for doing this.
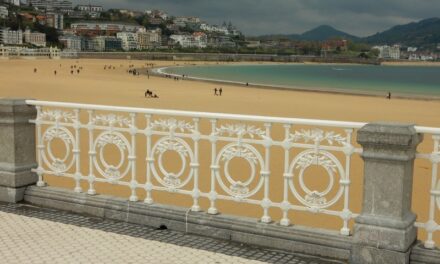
[163,64,440,98]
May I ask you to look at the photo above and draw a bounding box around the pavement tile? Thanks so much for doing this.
[0,203,345,264]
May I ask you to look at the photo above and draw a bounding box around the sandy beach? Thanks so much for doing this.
[0,58,439,243]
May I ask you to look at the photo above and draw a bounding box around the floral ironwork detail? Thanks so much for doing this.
[290,129,346,146]
[93,114,131,127]
[51,159,67,173]
[230,182,250,196]
[221,146,258,164]
[104,166,121,181]
[216,124,266,138]
[164,173,182,187]
[40,110,75,122]
[305,191,327,206]
[155,139,188,156]
[295,153,338,172]
[97,134,127,150]
[151,119,194,132]
[43,128,73,144]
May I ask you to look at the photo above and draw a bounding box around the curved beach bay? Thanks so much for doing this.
[162,63,440,99]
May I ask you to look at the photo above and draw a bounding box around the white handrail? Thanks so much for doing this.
[26,100,366,128]
[26,100,440,134]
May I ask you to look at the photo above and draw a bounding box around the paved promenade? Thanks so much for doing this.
[0,203,344,264]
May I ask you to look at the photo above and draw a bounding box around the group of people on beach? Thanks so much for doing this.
[33,63,84,76]
[104,65,116,70]
[214,88,223,96]
[69,64,83,75]
[145,89,159,99]
[163,74,181,81]
[128,69,140,76]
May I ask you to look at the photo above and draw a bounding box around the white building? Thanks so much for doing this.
[173,17,201,27]
[71,21,144,34]
[170,32,207,49]
[0,6,8,19]
[59,35,81,50]
[3,0,20,6]
[23,29,46,47]
[46,13,64,29]
[28,0,72,13]
[373,45,401,60]
[0,28,23,45]
[76,5,103,12]
[200,23,229,35]
[116,32,139,51]
[138,29,161,50]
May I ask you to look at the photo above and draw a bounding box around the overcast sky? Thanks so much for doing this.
[72,0,440,36]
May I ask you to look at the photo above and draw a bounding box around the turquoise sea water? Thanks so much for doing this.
[163,64,440,98]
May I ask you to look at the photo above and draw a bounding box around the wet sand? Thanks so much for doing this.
[0,58,439,243]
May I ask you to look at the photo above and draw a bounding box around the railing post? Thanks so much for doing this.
[350,123,422,264]
[0,99,37,203]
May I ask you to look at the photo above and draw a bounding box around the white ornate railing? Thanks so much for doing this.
[415,134,440,249]
[26,100,440,244]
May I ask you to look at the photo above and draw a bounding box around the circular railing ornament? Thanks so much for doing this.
[288,149,345,209]
[42,126,75,174]
[215,143,265,199]
[150,137,194,189]
[93,131,131,182]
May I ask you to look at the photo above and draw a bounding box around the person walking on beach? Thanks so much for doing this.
[34,68,37,73]
[54,70,57,76]
[214,88,218,96]
[387,92,392,100]
[219,88,223,96]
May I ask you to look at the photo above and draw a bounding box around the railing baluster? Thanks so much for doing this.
[191,118,201,212]
[73,109,82,193]
[87,110,96,195]
[129,113,138,202]
[424,135,440,249]
[260,123,272,223]
[208,119,218,215]
[340,129,354,236]
[144,114,153,204]
[280,124,291,226]
[35,106,45,187]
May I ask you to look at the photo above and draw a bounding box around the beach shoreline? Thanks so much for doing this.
[150,64,440,101]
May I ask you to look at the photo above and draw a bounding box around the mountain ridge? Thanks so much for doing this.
[256,18,440,48]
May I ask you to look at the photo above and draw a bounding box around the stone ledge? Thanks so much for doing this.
[410,243,440,264]
[24,185,352,261]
